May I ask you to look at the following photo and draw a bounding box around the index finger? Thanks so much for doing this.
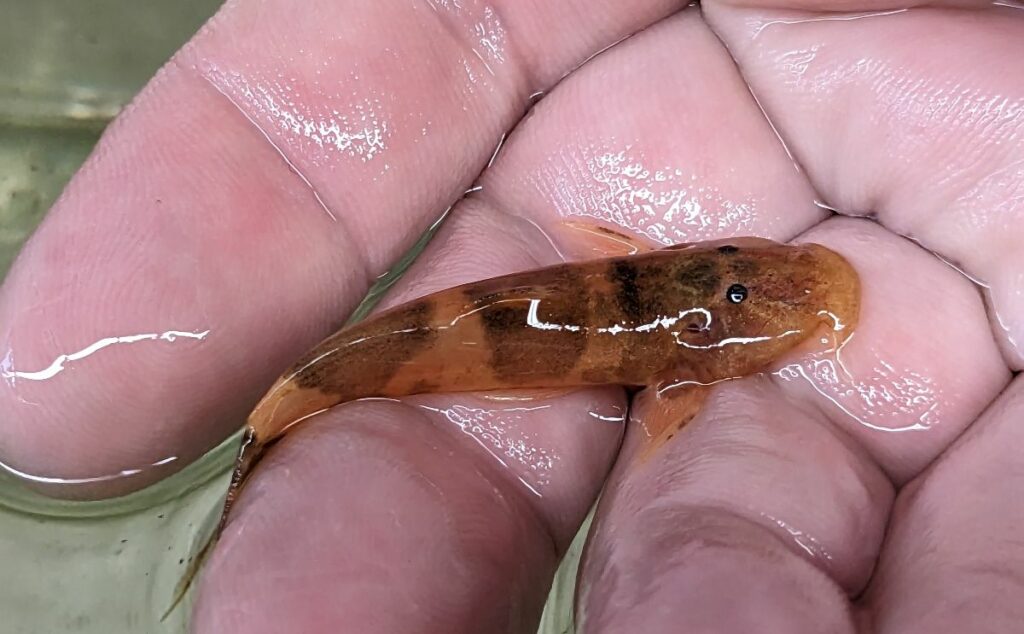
[0,0,682,497]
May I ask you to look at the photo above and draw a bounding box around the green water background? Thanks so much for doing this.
[0,2,584,632]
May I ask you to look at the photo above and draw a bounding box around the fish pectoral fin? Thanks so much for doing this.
[473,387,575,402]
[557,220,660,257]
[633,381,709,463]
[661,236,781,252]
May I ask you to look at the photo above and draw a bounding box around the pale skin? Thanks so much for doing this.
[0,1,1022,633]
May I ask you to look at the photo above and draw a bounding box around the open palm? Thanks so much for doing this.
[1,1,1021,632]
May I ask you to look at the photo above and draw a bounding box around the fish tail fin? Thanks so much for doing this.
[160,426,263,622]
[159,524,219,622]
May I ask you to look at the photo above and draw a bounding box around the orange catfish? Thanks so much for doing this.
[166,236,859,616]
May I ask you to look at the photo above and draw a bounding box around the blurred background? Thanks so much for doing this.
[0,0,223,278]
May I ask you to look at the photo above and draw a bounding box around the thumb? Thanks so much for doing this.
[575,375,889,633]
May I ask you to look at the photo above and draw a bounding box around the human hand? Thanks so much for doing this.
[0,1,1021,632]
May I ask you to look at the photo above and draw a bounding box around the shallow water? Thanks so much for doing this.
[0,2,581,632]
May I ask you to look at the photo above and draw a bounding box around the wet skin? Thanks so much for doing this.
[0,2,1022,634]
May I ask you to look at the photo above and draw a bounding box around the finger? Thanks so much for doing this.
[861,375,1024,632]
[194,365,626,633]
[0,0,682,497]
[702,3,1024,368]
[579,380,881,633]
[194,7,821,631]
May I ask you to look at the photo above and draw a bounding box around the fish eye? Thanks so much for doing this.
[727,284,748,304]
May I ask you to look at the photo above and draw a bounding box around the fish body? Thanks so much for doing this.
[250,238,858,440]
